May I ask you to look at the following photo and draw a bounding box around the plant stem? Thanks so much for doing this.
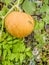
[17,0,20,6]
[4,5,15,19]
[0,0,21,20]
[4,5,22,19]
[0,16,4,19]
[15,5,22,12]
[1,19,4,32]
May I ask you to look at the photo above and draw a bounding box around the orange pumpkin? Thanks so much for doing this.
[5,11,34,38]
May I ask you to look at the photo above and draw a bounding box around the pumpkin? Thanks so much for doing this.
[5,11,34,38]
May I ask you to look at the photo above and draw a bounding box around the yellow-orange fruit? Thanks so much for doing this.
[5,11,34,38]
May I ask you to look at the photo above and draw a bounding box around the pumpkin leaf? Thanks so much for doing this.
[40,4,49,13]
[43,15,49,24]
[22,0,36,15]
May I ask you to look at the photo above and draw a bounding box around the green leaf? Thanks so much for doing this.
[13,39,20,44]
[0,6,9,16]
[25,47,31,52]
[0,19,2,27]
[9,53,15,60]
[3,50,7,60]
[13,42,25,53]
[2,60,14,65]
[0,11,3,16]
[2,32,8,39]
[35,21,44,30]
[39,21,44,30]
[8,41,13,44]
[44,0,48,4]
[15,53,20,62]
[34,33,46,48]
[40,4,49,13]
[4,0,12,5]
[34,21,39,30]
[10,62,14,65]
[43,15,49,24]
[22,0,36,15]
[20,0,24,4]
[6,35,13,41]
[0,50,1,56]
[26,51,32,58]
[20,53,25,63]
[2,61,7,65]
[7,61,11,65]
[3,44,9,49]
[42,56,47,61]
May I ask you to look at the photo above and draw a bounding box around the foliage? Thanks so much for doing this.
[0,0,49,65]
[22,0,36,15]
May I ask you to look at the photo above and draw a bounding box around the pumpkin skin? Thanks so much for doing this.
[5,11,34,38]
